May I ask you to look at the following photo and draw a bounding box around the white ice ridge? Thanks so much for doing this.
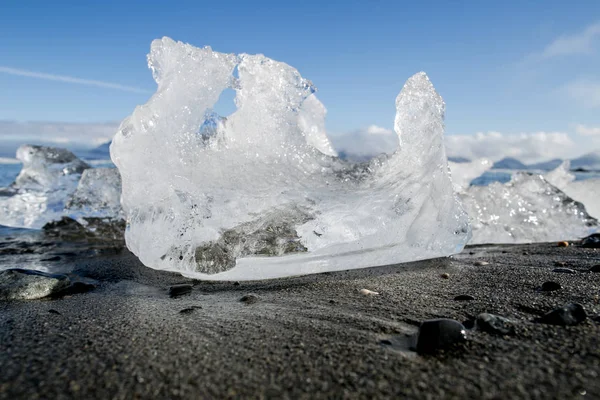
[110,37,470,280]
[0,145,90,228]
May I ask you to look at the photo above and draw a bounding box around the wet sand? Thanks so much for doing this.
[1,242,599,399]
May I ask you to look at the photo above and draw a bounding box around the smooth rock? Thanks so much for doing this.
[581,233,600,248]
[440,273,450,279]
[557,241,569,247]
[169,284,193,298]
[541,281,562,292]
[0,268,70,300]
[474,261,489,266]
[416,319,467,354]
[589,265,600,273]
[476,313,516,336]
[239,294,260,304]
[538,303,587,326]
[179,306,202,314]
[552,268,576,274]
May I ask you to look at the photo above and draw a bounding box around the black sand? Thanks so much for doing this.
[1,242,599,399]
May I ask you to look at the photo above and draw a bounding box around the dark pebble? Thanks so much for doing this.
[541,281,561,291]
[538,303,587,326]
[454,295,475,301]
[169,284,193,298]
[48,309,61,315]
[554,261,566,267]
[476,313,515,336]
[239,294,260,304]
[552,268,576,274]
[589,265,600,273]
[581,233,600,248]
[380,339,392,346]
[233,281,241,286]
[179,306,202,314]
[416,319,467,354]
[41,256,61,262]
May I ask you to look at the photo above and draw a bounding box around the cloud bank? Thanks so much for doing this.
[539,21,600,59]
[0,120,118,149]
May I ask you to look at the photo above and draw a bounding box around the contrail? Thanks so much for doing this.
[0,66,152,94]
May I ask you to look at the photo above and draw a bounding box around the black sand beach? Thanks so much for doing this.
[1,241,599,399]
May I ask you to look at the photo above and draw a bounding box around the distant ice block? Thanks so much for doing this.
[544,161,600,220]
[461,171,597,244]
[64,168,123,221]
[110,37,470,280]
[448,158,492,192]
[0,145,90,228]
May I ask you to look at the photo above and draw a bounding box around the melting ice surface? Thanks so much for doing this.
[64,168,123,222]
[0,145,90,228]
[544,161,600,220]
[110,37,470,281]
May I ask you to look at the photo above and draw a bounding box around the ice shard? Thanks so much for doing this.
[0,145,90,228]
[110,37,470,280]
[448,158,492,192]
[544,161,600,220]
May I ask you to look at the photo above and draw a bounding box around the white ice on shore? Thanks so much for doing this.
[544,161,600,220]
[110,37,470,280]
[460,169,597,244]
[0,145,90,228]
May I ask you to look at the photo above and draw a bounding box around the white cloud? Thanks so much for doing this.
[444,131,579,163]
[0,120,117,149]
[563,79,600,108]
[329,125,398,161]
[365,125,393,135]
[540,21,600,59]
[0,66,151,94]
[575,124,600,136]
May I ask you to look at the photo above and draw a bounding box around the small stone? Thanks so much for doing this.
[48,309,61,315]
[179,306,202,314]
[474,261,489,266]
[476,313,515,336]
[416,319,467,354]
[239,294,259,304]
[454,295,475,301]
[522,252,529,255]
[440,273,450,279]
[538,303,587,326]
[360,288,379,296]
[233,281,241,286]
[380,339,392,346]
[0,269,71,300]
[552,268,576,274]
[589,265,600,273]
[169,284,193,298]
[557,241,569,247]
[541,281,562,291]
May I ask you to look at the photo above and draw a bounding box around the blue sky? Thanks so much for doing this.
[1,0,600,162]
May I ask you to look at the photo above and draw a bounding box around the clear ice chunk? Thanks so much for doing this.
[0,145,90,228]
[461,171,597,244]
[110,37,470,280]
[64,168,123,221]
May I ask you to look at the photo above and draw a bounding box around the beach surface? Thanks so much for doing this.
[1,241,599,399]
